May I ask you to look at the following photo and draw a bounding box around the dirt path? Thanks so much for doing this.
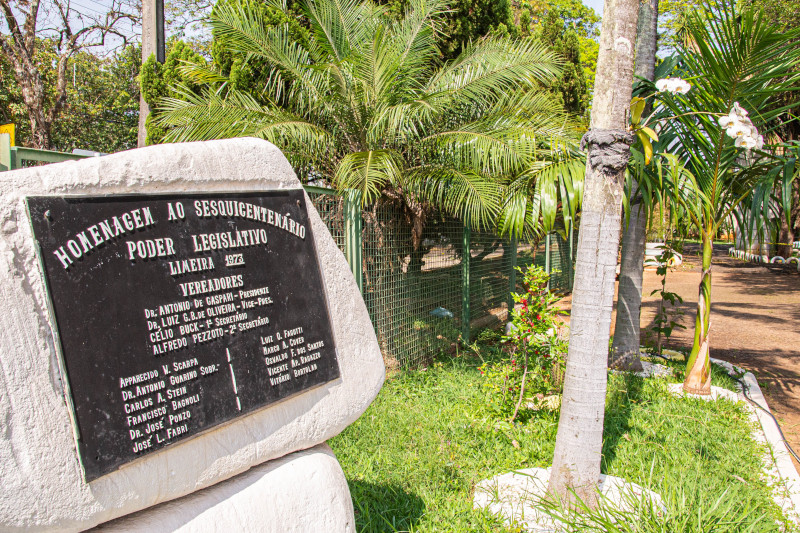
[559,243,800,471]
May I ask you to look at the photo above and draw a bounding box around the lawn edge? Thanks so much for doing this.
[711,357,800,524]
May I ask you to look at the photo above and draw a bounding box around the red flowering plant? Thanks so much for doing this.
[478,265,566,421]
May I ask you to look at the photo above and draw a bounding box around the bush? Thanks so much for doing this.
[478,265,567,419]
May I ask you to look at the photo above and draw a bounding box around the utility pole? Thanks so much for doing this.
[137,0,165,148]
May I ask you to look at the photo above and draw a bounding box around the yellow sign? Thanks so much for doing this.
[0,124,14,146]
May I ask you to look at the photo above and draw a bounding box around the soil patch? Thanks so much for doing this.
[558,243,800,473]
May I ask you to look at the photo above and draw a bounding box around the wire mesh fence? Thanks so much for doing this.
[307,189,576,368]
[469,231,514,333]
[360,205,464,368]
[306,188,346,251]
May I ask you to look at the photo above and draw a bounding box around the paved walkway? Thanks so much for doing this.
[559,243,800,472]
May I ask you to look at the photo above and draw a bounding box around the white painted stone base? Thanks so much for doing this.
[666,383,739,402]
[92,443,354,533]
[473,467,664,532]
[612,360,672,379]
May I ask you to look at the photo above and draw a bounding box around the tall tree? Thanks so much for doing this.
[0,0,137,149]
[610,0,659,371]
[140,40,205,145]
[515,0,600,97]
[0,41,140,152]
[547,0,639,507]
[538,9,589,116]
[378,0,517,60]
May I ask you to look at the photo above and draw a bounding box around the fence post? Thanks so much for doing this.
[507,237,517,319]
[343,190,363,293]
[0,134,11,172]
[545,232,551,292]
[461,222,471,343]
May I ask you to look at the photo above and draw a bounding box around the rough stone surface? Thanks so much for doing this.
[0,138,384,531]
[474,467,664,532]
[612,360,672,379]
[92,443,355,533]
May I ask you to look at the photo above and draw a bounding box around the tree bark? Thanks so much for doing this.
[777,210,794,259]
[610,0,659,372]
[547,0,640,508]
[683,230,712,394]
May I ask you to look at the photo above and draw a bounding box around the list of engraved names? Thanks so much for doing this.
[27,192,340,480]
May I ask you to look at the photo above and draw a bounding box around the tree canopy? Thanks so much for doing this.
[0,0,138,148]
[1,41,140,153]
[153,0,582,243]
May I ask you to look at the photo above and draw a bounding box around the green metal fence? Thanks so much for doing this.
[0,134,89,171]
[306,189,577,368]
[0,135,576,369]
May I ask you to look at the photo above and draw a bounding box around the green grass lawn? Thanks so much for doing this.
[330,346,793,532]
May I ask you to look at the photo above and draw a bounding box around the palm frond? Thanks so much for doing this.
[406,166,503,231]
[334,149,403,203]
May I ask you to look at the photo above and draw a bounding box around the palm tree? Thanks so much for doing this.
[546,0,641,508]
[155,0,579,243]
[655,0,800,394]
[610,0,659,372]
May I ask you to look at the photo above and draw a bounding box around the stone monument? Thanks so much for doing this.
[0,138,384,531]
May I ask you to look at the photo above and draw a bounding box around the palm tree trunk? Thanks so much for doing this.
[683,230,712,394]
[610,0,659,372]
[611,202,646,371]
[547,0,640,508]
[777,212,794,259]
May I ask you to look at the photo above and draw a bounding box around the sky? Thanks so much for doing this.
[583,0,605,17]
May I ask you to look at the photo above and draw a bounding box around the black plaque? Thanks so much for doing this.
[26,191,340,481]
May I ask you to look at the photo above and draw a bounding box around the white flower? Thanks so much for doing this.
[546,328,555,337]
[732,102,749,119]
[672,79,692,94]
[718,111,742,129]
[737,135,764,150]
[655,77,692,95]
[722,103,762,151]
[726,122,750,139]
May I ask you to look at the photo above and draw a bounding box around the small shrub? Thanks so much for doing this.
[475,327,502,344]
[478,265,567,420]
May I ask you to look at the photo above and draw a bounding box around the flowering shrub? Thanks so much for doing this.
[477,265,566,420]
[504,265,563,348]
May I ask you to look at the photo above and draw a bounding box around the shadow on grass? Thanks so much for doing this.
[601,373,644,472]
[348,479,426,533]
